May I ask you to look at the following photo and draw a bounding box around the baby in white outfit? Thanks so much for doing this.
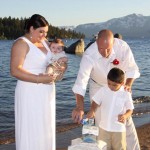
[46,38,68,81]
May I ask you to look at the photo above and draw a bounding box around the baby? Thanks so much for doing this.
[46,38,68,81]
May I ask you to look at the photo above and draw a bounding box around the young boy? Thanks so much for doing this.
[87,67,134,150]
[46,38,68,81]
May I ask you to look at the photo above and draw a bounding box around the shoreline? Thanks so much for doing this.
[0,123,149,150]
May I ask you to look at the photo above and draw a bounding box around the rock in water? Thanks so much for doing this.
[75,39,85,54]
[64,39,85,54]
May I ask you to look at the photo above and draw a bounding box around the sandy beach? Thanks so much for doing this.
[56,123,150,150]
[57,124,150,150]
[136,123,150,150]
[0,123,149,150]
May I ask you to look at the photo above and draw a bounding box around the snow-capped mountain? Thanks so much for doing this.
[59,14,150,38]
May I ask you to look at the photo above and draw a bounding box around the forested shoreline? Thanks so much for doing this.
[0,16,85,40]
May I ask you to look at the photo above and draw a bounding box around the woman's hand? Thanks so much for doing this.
[38,73,57,84]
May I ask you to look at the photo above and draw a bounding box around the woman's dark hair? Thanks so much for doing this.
[24,14,49,32]
[107,67,125,84]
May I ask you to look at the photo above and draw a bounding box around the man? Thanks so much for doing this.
[114,33,123,39]
[72,29,140,150]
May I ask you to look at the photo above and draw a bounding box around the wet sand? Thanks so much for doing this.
[0,123,149,150]
[136,123,150,150]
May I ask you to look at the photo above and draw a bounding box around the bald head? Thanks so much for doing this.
[96,29,114,58]
[98,29,114,43]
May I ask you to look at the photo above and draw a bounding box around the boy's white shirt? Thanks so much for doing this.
[92,85,134,132]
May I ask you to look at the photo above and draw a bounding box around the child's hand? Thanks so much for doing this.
[53,61,67,72]
[86,111,95,119]
[118,114,126,123]
[58,57,68,63]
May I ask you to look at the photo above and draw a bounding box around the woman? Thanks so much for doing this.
[10,14,57,150]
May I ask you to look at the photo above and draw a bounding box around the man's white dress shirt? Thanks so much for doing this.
[72,38,140,98]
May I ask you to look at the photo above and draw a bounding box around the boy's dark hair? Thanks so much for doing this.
[107,67,125,84]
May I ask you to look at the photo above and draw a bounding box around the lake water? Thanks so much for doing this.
[0,38,150,145]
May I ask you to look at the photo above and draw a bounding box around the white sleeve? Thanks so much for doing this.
[92,88,103,105]
[125,92,134,110]
[61,51,67,57]
[121,42,140,79]
[54,51,67,60]
[72,54,94,96]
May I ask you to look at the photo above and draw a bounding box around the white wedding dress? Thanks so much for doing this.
[15,37,55,150]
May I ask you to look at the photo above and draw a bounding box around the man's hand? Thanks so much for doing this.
[124,78,135,92]
[124,84,132,93]
[72,107,84,124]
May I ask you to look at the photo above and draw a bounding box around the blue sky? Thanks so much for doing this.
[1,0,150,26]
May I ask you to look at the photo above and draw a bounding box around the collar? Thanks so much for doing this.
[106,85,125,92]
[118,86,125,91]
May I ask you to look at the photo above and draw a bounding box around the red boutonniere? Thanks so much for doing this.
[112,59,119,65]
